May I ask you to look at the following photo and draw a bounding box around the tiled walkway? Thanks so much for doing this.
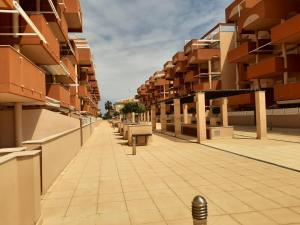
[42,122,300,225]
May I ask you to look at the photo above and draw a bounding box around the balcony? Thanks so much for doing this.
[172,52,187,64]
[228,93,255,106]
[184,71,198,83]
[228,41,256,63]
[247,56,284,79]
[0,46,45,103]
[184,39,200,55]
[46,84,70,108]
[79,70,89,84]
[155,79,168,87]
[272,14,300,44]
[164,61,174,71]
[193,80,221,91]
[225,0,262,22]
[187,48,220,65]
[78,85,89,98]
[63,0,83,32]
[70,95,81,111]
[61,57,76,83]
[174,61,188,73]
[173,77,184,88]
[77,48,92,66]
[20,14,60,65]
[238,0,299,32]
[0,0,13,9]
[274,83,300,101]
[247,55,300,79]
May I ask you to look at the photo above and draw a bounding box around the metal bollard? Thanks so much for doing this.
[192,196,208,225]
[132,137,136,155]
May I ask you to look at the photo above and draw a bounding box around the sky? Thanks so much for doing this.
[80,0,232,112]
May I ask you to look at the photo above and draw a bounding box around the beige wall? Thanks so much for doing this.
[229,115,300,128]
[23,109,80,141]
[0,109,15,148]
[0,151,42,225]
[220,31,236,90]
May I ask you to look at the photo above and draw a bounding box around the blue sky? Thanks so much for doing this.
[80,0,232,112]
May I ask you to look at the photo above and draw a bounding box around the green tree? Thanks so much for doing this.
[105,100,113,116]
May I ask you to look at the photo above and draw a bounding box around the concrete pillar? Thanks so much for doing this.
[174,99,181,137]
[220,97,228,127]
[160,102,167,133]
[255,91,267,139]
[151,105,156,130]
[14,103,23,147]
[147,110,150,122]
[183,103,188,124]
[208,60,212,89]
[196,93,207,143]
[132,112,135,123]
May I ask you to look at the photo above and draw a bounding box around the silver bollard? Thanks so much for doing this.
[192,196,208,225]
[132,137,136,155]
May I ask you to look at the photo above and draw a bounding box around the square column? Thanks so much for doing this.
[183,103,188,124]
[196,92,207,143]
[132,112,135,123]
[221,97,228,126]
[174,99,181,137]
[147,110,150,122]
[151,105,156,130]
[255,91,267,139]
[160,102,167,133]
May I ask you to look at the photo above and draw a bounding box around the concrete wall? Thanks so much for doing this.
[0,151,42,225]
[0,109,15,148]
[229,113,300,128]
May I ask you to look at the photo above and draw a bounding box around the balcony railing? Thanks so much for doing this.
[193,80,221,91]
[274,83,300,101]
[184,71,198,83]
[187,48,220,65]
[172,52,187,64]
[78,85,89,98]
[272,14,300,44]
[63,0,83,32]
[228,93,255,106]
[0,0,14,9]
[173,78,184,88]
[238,0,298,33]
[247,55,300,80]
[174,61,188,73]
[228,41,256,63]
[225,0,262,22]
[77,48,92,66]
[20,14,60,65]
[0,46,45,103]
[247,56,284,79]
[154,79,168,87]
[70,95,81,111]
[46,84,70,108]
[61,57,76,83]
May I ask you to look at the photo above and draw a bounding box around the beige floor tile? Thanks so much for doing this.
[166,218,193,225]
[232,212,277,225]
[124,190,149,200]
[159,206,191,221]
[42,198,71,208]
[69,196,98,207]
[262,208,300,224]
[98,201,127,213]
[98,193,124,203]
[66,205,97,217]
[153,196,185,209]
[129,209,164,224]
[126,198,157,212]
[208,215,240,225]
[95,212,131,225]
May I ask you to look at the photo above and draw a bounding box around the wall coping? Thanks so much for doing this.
[0,150,41,165]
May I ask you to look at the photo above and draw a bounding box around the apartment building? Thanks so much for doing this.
[0,0,101,148]
[136,0,300,129]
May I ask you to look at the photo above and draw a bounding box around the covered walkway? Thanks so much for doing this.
[42,121,300,225]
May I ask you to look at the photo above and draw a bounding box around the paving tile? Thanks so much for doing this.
[129,209,164,224]
[95,212,131,225]
[98,201,127,214]
[232,212,277,225]
[262,208,300,224]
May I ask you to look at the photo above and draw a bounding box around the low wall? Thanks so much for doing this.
[229,109,300,128]
[0,150,42,225]
[23,119,101,193]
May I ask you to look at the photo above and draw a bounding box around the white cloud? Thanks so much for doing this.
[80,0,232,111]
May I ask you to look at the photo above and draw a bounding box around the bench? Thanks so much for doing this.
[132,133,152,155]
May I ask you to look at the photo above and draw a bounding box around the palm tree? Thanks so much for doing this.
[105,101,113,116]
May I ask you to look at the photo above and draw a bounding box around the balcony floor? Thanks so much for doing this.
[42,122,300,225]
